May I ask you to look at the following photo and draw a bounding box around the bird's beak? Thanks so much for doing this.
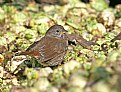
[61,29,67,34]
[60,31,66,35]
[64,29,67,32]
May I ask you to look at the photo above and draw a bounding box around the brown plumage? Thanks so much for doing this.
[19,24,97,66]
[20,25,68,66]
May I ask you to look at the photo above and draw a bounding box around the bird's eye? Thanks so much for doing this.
[56,30,59,32]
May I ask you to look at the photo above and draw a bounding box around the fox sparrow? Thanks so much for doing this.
[19,24,96,66]
[20,24,68,66]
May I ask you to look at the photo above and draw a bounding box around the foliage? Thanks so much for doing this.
[0,0,121,92]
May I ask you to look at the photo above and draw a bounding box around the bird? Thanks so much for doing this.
[19,24,68,66]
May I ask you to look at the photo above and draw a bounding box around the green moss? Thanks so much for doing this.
[91,0,109,11]
[0,0,121,92]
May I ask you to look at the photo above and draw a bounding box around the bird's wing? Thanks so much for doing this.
[21,36,67,62]
[38,36,67,62]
